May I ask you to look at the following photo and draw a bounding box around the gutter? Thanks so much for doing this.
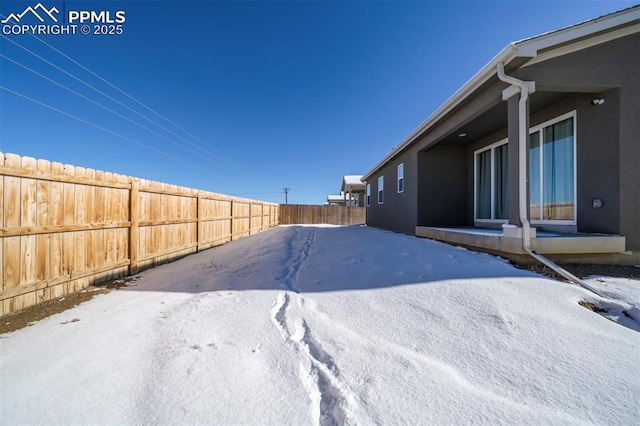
[495,63,604,297]
[362,44,520,181]
[362,6,640,182]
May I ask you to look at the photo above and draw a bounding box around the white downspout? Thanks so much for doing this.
[496,62,604,297]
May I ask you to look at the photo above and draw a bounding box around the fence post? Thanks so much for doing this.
[129,179,139,275]
[230,199,234,241]
[197,192,203,251]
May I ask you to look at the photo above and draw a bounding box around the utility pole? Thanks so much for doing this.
[282,187,290,205]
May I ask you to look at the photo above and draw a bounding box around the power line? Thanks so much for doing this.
[0,53,232,166]
[22,29,248,172]
[0,34,242,171]
[0,85,216,173]
[282,187,291,204]
[0,14,275,192]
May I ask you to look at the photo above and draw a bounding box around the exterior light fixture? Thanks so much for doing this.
[592,198,603,208]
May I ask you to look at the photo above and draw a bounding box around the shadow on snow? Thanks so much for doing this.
[121,225,541,295]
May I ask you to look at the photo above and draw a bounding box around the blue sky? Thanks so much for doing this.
[1,0,636,204]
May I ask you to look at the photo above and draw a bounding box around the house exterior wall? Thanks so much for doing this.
[528,92,620,234]
[366,31,639,251]
[417,146,467,227]
[462,92,622,233]
[366,79,507,233]
[345,193,365,207]
[516,33,639,249]
[365,149,418,234]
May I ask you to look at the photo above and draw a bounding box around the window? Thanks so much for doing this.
[475,140,508,221]
[397,163,404,193]
[377,176,384,204]
[529,112,576,223]
[366,183,371,207]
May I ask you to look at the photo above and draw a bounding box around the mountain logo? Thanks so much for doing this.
[1,3,59,24]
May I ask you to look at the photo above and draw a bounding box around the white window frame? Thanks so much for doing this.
[529,110,577,225]
[377,176,384,204]
[366,183,371,207]
[397,163,404,193]
[474,138,508,223]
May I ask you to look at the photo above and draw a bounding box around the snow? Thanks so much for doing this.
[342,175,364,186]
[327,192,355,202]
[582,275,640,327]
[341,175,365,193]
[1,225,639,425]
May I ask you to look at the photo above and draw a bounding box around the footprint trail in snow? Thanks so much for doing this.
[270,227,360,425]
[272,291,360,426]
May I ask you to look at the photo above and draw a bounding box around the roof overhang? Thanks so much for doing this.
[327,194,355,202]
[363,5,640,181]
[341,175,365,192]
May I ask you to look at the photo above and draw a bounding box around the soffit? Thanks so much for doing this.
[435,92,573,147]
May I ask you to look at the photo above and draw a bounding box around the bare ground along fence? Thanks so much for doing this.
[0,153,279,316]
[279,204,365,225]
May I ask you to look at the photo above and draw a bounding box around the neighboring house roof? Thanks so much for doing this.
[341,175,365,192]
[327,192,356,202]
[363,5,640,181]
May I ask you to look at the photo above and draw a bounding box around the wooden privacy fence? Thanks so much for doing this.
[279,204,365,225]
[0,152,279,316]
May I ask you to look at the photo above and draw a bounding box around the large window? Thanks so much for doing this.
[366,183,371,207]
[474,112,576,224]
[397,163,404,193]
[475,140,508,221]
[529,113,576,223]
[377,176,384,204]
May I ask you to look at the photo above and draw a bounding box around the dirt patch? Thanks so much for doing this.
[0,277,138,335]
[514,263,640,282]
[578,301,609,313]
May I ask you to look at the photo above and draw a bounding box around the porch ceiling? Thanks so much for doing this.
[437,92,573,146]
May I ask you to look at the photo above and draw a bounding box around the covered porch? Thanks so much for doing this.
[416,226,629,263]
[341,175,365,207]
[415,76,627,255]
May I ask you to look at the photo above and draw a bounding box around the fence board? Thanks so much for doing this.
[0,153,4,228]
[1,152,279,315]
[4,154,20,229]
[50,163,63,226]
[0,155,3,295]
[4,237,20,290]
[4,154,21,292]
[36,160,50,287]
[129,179,139,275]
[279,204,365,226]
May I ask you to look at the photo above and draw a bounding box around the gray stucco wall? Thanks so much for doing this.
[365,78,507,232]
[366,32,639,250]
[575,89,621,235]
[365,149,418,234]
[417,146,467,227]
[463,92,622,234]
[517,33,639,249]
[527,92,620,235]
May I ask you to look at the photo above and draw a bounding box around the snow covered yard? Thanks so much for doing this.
[1,225,639,425]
